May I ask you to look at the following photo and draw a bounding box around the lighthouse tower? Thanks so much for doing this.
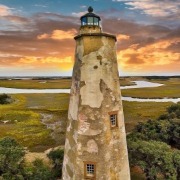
[62,7,130,180]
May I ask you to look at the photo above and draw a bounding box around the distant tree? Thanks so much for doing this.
[0,94,11,104]
[0,137,25,179]
[128,139,178,180]
[23,159,53,180]
[47,148,64,178]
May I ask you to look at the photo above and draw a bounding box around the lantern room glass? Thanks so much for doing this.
[81,17,87,25]
[94,17,99,25]
[88,17,93,25]
[81,17,100,26]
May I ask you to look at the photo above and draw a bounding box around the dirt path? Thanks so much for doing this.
[40,112,65,144]
[25,146,64,164]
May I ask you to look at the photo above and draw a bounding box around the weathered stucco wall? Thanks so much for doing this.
[62,31,130,180]
[79,25,101,34]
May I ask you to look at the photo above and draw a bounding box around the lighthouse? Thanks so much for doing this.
[62,7,130,179]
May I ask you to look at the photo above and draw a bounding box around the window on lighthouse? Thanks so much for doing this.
[109,112,118,128]
[84,162,96,178]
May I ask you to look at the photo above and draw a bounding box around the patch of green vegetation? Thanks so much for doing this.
[0,94,12,104]
[0,93,69,152]
[24,158,53,180]
[0,77,136,90]
[119,78,135,86]
[0,137,25,179]
[123,101,173,132]
[0,79,72,89]
[0,110,53,151]
[122,78,180,98]
[0,137,65,179]
[24,93,69,111]
[47,148,64,178]
[128,139,179,180]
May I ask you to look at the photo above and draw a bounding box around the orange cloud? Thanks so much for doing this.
[19,56,38,64]
[117,34,130,41]
[17,56,73,71]
[37,29,77,40]
[117,37,180,72]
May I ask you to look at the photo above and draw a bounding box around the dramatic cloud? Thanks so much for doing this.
[37,29,77,40]
[113,0,180,17]
[117,38,180,74]
[0,4,179,76]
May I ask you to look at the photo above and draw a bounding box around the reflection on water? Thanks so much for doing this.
[0,81,179,103]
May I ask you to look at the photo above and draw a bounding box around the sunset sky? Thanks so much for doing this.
[0,0,179,76]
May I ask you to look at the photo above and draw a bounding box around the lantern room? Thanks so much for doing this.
[80,6,101,26]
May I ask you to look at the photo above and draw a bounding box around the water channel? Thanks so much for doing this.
[0,81,179,103]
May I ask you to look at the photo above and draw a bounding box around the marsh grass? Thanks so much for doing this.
[0,92,175,151]
[119,78,135,86]
[0,78,135,89]
[122,78,180,98]
[123,101,173,132]
[0,79,72,89]
[0,93,69,152]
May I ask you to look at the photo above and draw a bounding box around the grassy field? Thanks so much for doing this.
[123,101,173,132]
[0,93,69,152]
[0,92,173,151]
[122,78,180,98]
[0,79,72,89]
[0,78,134,89]
[120,77,136,86]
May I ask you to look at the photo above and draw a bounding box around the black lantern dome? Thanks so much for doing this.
[80,6,101,26]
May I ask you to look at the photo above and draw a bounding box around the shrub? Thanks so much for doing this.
[23,159,53,180]
[0,137,25,179]
[0,94,11,104]
[128,139,178,180]
[47,148,64,178]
